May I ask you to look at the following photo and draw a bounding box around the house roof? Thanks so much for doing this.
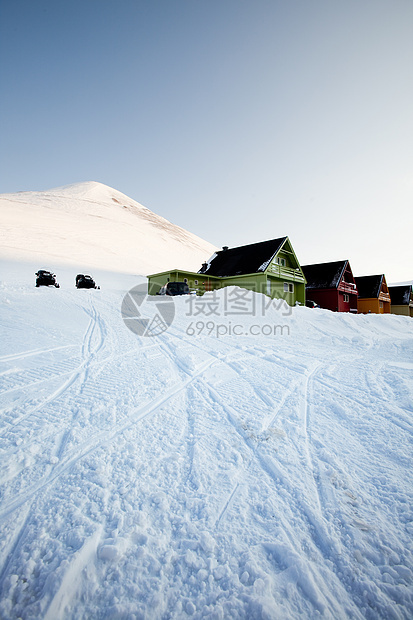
[198,237,288,277]
[301,260,349,289]
[355,275,384,299]
[389,284,412,305]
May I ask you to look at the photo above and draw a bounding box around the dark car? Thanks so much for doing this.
[158,281,190,296]
[35,270,60,288]
[305,299,320,308]
[75,274,100,289]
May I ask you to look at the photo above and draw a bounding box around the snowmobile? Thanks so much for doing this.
[35,270,60,288]
[75,274,100,289]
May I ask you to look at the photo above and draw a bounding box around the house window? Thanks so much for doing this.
[284,282,293,293]
[267,279,271,295]
[380,301,383,308]
[194,280,198,285]
[343,294,349,302]
[184,278,188,283]
[276,257,286,267]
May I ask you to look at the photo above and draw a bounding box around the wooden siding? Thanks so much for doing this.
[306,288,358,313]
[147,270,220,296]
[267,262,306,281]
[357,298,391,314]
[337,281,358,295]
[391,304,413,317]
[148,270,305,306]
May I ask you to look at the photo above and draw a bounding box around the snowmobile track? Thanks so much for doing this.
[0,356,218,521]
[0,344,77,364]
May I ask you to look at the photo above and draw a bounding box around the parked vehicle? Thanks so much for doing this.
[35,270,60,288]
[75,274,100,289]
[305,299,320,308]
[158,281,190,296]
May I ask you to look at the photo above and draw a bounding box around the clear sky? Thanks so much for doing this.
[1,0,412,281]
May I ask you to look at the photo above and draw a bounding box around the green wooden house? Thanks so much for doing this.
[147,236,306,306]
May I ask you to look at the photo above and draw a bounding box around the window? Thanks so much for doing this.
[343,294,349,302]
[283,282,293,293]
[380,301,383,308]
[194,280,198,285]
[184,278,188,283]
[276,257,286,267]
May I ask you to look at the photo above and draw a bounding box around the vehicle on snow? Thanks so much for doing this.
[305,299,320,308]
[157,281,190,296]
[35,270,60,288]
[75,274,100,289]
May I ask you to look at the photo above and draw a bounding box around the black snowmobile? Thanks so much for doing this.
[75,274,100,289]
[35,270,60,288]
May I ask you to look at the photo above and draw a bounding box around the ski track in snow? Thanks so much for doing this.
[0,280,412,619]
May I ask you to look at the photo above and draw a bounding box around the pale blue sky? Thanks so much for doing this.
[1,0,412,280]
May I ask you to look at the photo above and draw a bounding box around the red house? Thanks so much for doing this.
[302,260,358,312]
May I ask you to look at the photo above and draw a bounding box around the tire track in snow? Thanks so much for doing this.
[314,366,413,432]
[298,363,344,557]
[158,334,315,530]
[263,373,306,429]
[49,301,107,463]
[0,362,83,398]
[214,480,241,528]
[0,501,34,589]
[0,301,109,580]
[201,373,341,555]
[1,331,160,457]
[214,455,253,529]
[0,344,77,364]
[198,374,353,617]
[301,363,324,514]
[0,356,218,521]
[1,301,107,436]
[161,331,343,561]
[43,524,104,620]
[171,332,314,436]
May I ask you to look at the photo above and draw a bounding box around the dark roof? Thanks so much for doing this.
[301,260,348,289]
[389,285,412,305]
[199,237,287,277]
[355,275,384,299]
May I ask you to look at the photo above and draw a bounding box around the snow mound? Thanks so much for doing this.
[0,182,217,275]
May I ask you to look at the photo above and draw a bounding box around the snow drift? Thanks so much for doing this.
[0,182,217,275]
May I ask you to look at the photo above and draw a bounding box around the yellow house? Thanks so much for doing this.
[355,274,391,314]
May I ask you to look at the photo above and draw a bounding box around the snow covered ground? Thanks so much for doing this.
[0,261,412,619]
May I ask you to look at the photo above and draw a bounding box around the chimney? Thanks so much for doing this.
[222,246,229,251]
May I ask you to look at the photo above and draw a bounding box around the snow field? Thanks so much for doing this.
[0,266,412,619]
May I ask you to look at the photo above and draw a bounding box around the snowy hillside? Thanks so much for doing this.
[0,182,217,275]
[0,262,412,619]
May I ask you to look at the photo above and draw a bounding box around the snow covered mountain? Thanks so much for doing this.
[0,182,217,275]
